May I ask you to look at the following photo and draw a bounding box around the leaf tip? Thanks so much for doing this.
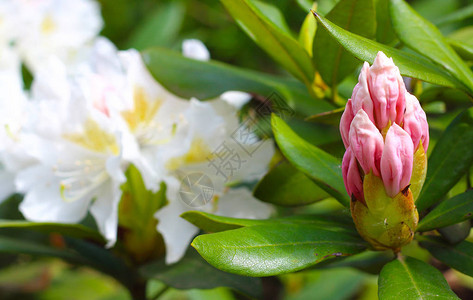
[310,9,318,18]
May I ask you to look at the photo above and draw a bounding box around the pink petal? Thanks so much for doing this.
[368,52,406,129]
[380,124,414,197]
[349,110,384,176]
[340,99,354,149]
[342,147,364,202]
[352,62,375,123]
[403,93,429,152]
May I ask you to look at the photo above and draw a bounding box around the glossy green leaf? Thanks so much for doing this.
[417,189,473,232]
[375,0,397,44]
[125,1,185,50]
[254,161,329,206]
[417,108,473,211]
[219,0,314,84]
[315,250,395,275]
[271,114,350,206]
[448,39,473,61]
[313,0,376,86]
[420,236,473,277]
[252,1,291,35]
[182,211,357,234]
[0,220,104,243]
[0,236,87,263]
[389,0,473,93]
[140,248,261,298]
[448,27,473,61]
[434,3,473,26]
[63,237,136,289]
[142,48,334,116]
[287,268,365,300]
[312,12,466,91]
[192,223,366,276]
[378,256,459,300]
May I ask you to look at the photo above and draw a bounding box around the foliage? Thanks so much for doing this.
[2,0,473,299]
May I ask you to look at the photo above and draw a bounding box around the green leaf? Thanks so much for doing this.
[305,107,344,126]
[315,250,395,275]
[182,211,357,234]
[299,4,317,56]
[271,114,350,206]
[125,1,185,50]
[448,39,473,61]
[296,0,314,11]
[448,27,473,61]
[254,161,329,206]
[389,0,473,93]
[375,0,397,44]
[378,256,459,300]
[286,268,365,300]
[434,3,473,27]
[416,108,473,211]
[417,189,473,232]
[219,0,314,84]
[142,48,334,116]
[313,0,376,86]
[419,236,473,278]
[0,236,87,263]
[312,12,466,92]
[252,1,292,35]
[192,223,366,276]
[0,220,105,244]
[140,248,262,298]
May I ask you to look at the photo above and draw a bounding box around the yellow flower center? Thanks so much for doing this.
[41,15,56,34]
[63,118,119,155]
[166,138,212,170]
[121,87,162,132]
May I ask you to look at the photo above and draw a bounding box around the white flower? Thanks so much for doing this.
[154,98,275,264]
[182,39,210,61]
[0,46,32,202]
[17,56,125,247]
[15,0,103,72]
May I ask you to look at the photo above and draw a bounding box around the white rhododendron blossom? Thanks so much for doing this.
[0,0,103,72]
[155,98,275,263]
[0,47,32,201]
[5,34,275,259]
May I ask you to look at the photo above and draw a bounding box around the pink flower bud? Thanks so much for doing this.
[368,52,406,129]
[351,62,375,123]
[340,98,354,148]
[349,110,384,176]
[403,93,429,152]
[342,147,364,202]
[380,124,414,197]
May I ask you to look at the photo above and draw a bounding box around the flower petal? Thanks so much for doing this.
[380,124,414,197]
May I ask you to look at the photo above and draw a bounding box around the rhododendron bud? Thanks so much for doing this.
[340,51,429,252]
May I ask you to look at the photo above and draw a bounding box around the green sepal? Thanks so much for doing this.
[351,173,418,251]
[410,142,427,202]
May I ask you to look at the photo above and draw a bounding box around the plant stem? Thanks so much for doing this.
[129,279,147,300]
